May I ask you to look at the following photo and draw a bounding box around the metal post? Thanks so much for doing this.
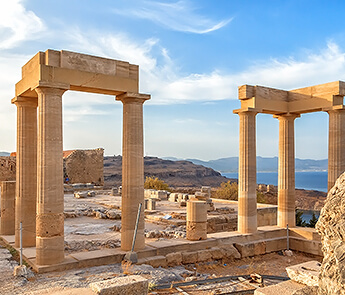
[286,224,289,250]
[131,203,142,252]
[20,222,23,266]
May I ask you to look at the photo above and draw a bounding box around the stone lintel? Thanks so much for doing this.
[116,92,151,103]
[16,50,139,98]
[237,81,345,115]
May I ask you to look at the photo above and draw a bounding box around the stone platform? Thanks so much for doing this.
[0,226,322,273]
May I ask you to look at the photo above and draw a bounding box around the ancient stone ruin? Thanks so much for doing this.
[316,171,345,294]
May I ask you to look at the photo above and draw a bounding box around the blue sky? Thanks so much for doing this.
[0,1,343,160]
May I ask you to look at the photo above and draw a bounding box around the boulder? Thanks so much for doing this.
[316,171,345,295]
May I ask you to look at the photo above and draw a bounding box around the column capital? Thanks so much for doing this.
[116,92,150,104]
[273,113,300,120]
[35,86,67,97]
[11,96,38,107]
[233,108,259,115]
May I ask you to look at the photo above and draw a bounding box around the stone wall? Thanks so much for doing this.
[0,157,16,181]
[63,148,104,186]
[257,207,277,226]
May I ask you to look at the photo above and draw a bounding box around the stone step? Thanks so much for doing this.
[289,227,321,241]
[289,237,322,256]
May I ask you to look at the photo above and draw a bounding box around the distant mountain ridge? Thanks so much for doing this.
[163,156,328,172]
[0,152,10,157]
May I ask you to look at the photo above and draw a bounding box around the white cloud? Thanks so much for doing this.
[113,0,232,34]
[0,0,45,49]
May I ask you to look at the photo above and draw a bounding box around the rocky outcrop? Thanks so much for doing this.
[316,171,345,294]
[104,156,233,188]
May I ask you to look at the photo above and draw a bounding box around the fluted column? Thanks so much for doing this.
[238,110,257,234]
[35,86,67,265]
[327,108,345,191]
[0,181,16,235]
[116,92,150,251]
[276,114,299,228]
[12,96,37,247]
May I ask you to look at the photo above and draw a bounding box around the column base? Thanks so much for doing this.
[36,236,64,265]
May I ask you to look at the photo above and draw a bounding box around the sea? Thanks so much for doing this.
[222,171,327,222]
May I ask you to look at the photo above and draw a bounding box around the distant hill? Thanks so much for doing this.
[0,152,10,157]
[104,156,235,188]
[183,156,328,172]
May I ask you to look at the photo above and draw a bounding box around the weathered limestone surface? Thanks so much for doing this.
[0,157,16,181]
[0,181,16,235]
[237,110,257,233]
[63,148,104,186]
[286,260,320,287]
[186,200,207,241]
[89,275,148,295]
[117,93,150,251]
[316,171,345,294]
[327,109,345,190]
[35,86,66,265]
[277,114,298,228]
[13,97,37,247]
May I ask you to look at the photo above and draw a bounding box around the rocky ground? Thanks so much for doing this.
[0,243,321,295]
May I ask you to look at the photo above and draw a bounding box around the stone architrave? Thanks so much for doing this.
[276,114,299,228]
[237,110,257,234]
[327,108,345,191]
[0,181,16,235]
[35,86,67,265]
[116,92,150,251]
[13,96,37,247]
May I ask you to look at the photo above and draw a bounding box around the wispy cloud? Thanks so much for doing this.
[65,29,345,105]
[0,0,45,49]
[113,0,232,34]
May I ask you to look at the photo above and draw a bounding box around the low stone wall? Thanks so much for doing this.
[257,207,277,226]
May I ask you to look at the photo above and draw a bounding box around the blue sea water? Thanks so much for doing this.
[222,171,327,223]
[222,171,328,193]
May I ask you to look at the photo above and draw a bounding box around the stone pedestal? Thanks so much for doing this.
[0,181,16,235]
[116,93,150,251]
[238,110,257,234]
[276,114,298,228]
[13,97,37,247]
[35,86,67,265]
[147,199,156,211]
[186,200,207,241]
[327,109,345,191]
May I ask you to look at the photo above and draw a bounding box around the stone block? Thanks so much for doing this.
[219,244,241,259]
[234,241,266,258]
[197,250,212,262]
[182,251,198,264]
[254,280,305,295]
[89,275,148,295]
[166,252,182,266]
[265,238,287,253]
[144,256,167,268]
[147,199,156,210]
[286,260,320,287]
[186,221,207,241]
[209,247,225,260]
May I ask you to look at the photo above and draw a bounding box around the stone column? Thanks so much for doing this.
[327,109,345,191]
[0,181,16,235]
[238,110,257,234]
[12,97,37,247]
[35,86,67,265]
[116,92,150,251]
[186,200,207,240]
[276,114,298,228]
